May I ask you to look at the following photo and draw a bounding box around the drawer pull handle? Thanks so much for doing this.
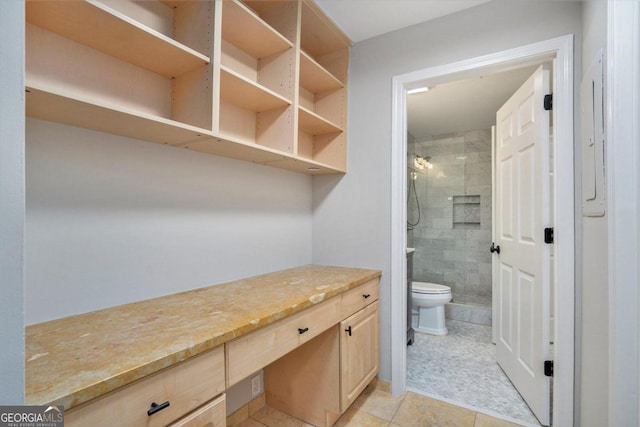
[345,326,352,336]
[147,401,170,416]
[298,327,309,334]
[363,294,371,299]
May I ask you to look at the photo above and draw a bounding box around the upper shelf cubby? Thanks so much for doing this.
[299,51,344,93]
[25,0,210,78]
[220,66,291,112]
[300,0,351,59]
[221,0,293,59]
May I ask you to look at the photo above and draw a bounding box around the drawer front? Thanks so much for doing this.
[65,346,225,427]
[341,278,379,318]
[226,297,342,387]
[168,394,226,427]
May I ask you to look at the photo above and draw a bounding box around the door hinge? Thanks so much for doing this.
[544,227,554,244]
[544,360,554,377]
[544,94,553,111]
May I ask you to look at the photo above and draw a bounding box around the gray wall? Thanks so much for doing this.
[579,1,609,426]
[25,118,313,324]
[409,130,492,306]
[312,0,583,384]
[0,0,25,404]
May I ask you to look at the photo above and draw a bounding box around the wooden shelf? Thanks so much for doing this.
[220,66,291,112]
[25,83,211,146]
[222,0,293,59]
[299,106,343,135]
[176,134,344,175]
[300,0,351,59]
[300,51,344,93]
[25,0,210,78]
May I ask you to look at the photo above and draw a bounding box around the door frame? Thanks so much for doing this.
[390,35,574,426]
[607,2,640,426]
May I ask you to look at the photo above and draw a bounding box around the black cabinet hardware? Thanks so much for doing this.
[490,242,501,254]
[147,401,170,416]
[363,294,371,299]
[345,326,352,336]
[298,327,309,334]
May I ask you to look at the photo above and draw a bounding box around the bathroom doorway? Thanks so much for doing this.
[390,35,575,427]
[405,65,547,426]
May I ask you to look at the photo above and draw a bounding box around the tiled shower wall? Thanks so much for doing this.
[407,129,492,307]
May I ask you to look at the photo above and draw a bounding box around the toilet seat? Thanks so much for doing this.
[412,282,451,295]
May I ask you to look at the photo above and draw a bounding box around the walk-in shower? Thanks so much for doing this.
[407,129,493,324]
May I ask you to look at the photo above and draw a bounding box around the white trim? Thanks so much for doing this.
[607,2,640,426]
[390,35,574,426]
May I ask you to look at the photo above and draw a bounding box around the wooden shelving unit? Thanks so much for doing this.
[297,0,350,170]
[25,0,351,175]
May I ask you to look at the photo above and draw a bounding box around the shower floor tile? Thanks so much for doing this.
[407,320,541,426]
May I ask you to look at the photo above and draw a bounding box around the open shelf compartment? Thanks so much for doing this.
[299,51,344,93]
[221,0,293,59]
[25,0,210,78]
[26,83,211,146]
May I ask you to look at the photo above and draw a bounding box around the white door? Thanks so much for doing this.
[493,65,552,426]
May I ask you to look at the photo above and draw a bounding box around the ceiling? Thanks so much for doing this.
[313,0,539,139]
[407,66,539,139]
[314,0,490,43]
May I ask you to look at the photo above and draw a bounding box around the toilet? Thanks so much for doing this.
[411,281,452,335]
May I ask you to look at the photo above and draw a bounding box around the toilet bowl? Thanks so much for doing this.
[411,281,452,335]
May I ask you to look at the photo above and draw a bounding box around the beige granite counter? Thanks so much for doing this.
[25,265,381,411]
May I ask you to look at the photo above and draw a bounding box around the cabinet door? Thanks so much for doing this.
[340,301,379,411]
[169,394,225,427]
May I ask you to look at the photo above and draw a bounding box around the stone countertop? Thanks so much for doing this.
[25,265,381,410]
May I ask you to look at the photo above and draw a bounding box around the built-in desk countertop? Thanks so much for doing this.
[25,265,381,410]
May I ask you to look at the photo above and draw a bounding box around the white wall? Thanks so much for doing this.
[0,0,25,404]
[312,0,583,384]
[25,119,313,324]
[579,2,609,426]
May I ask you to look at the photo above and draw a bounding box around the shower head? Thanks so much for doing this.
[414,155,433,170]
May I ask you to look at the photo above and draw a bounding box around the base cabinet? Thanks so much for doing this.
[263,290,379,427]
[169,394,226,427]
[340,301,379,411]
[64,347,225,427]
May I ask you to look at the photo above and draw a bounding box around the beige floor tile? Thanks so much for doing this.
[236,419,268,427]
[250,406,314,427]
[370,377,392,393]
[474,413,525,427]
[391,392,476,427]
[334,405,390,427]
[352,389,404,421]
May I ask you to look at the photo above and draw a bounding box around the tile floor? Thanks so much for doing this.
[228,380,525,427]
[407,320,541,426]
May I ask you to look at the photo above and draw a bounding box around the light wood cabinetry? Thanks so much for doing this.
[168,394,226,427]
[65,346,225,427]
[226,295,343,387]
[263,280,380,427]
[24,0,351,175]
[340,301,379,410]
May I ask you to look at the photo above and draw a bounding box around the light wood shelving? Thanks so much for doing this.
[25,0,351,175]
[25,0,210,78]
